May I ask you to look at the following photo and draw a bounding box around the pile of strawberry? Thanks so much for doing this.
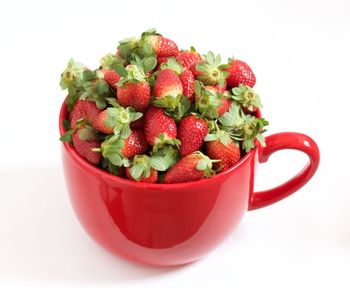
[60,29,268,184]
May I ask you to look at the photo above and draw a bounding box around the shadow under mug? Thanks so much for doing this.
[59,101,320,266]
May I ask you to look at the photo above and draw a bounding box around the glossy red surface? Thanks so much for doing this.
[59,101,320,266]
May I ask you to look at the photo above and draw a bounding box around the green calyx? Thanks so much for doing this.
[219,101,245,130]
[160,57,183,75]
[239,114,269,152]
[130,54,157,74]
[231,84,262,112]
[218,102,269,152]
[130,155,153,181]
[101,158,122,176]
[79,76,112,110]
[60,121,99,144]
[153,133,181,152]
[153,93,192,122]
[100,53,124,71]
[196,52,229,87]
[104,106,142,139]
[117,32,156,64]
[59,59,86,111]
[194,81,223,119]
[95,135,130,167]
[192,151,218,178]
[204,127,237,147]
[150,145,179,171]
[60,58,85,90]
[117,64,147,87]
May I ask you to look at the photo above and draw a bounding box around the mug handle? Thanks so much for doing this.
[248,132,320,210]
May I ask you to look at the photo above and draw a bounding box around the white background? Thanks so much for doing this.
[0,0,349,287]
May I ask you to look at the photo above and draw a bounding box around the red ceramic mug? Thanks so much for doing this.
[59,101,320,266]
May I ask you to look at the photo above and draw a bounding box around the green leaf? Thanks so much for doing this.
[83,70,96,81]
[150,157,168,171]
[95,80,109,95]
[59,130,74,143]
[78,126,98,141]
[131,164,144,180]
[115,64,127,77]
[204,133,217,142]
[62,119,71,131]
[206,51,215,65]
[196,159,207,171]
[142,56,157,73]
[108,161,121,176]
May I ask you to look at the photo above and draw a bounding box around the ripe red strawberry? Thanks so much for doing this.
[179,68,195,102]
[154,69,183,99]
[163,152,215,184]
[144,106,179,148]
[97,69,121,88]
[69,100,101,129]
[205,130,240,172]
[92,106,142,136]
[190,52,229,87]
[176,48,201,69]
[178,115,208,156]
[97,130,149,167]
[143,35,179,59]
[116,64,151,112]
[72,126,102,164]
[125,155,158,183]
[225,59,256,89]
[159,57,194,102]
[117,81,150,112]
[121,130,149,158]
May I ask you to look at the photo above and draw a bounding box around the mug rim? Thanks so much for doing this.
[59,100,261,189]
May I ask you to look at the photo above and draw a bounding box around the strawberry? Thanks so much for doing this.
[92,105,142,136]
[194,81,230,119]
[205,129,240,172]
[190,52,229,87]
[96,130,149,167]
[143,34,178,59]
[69,100,101,129]
[98,53,124,88]
[225,59,256,89]
[178,68,195,102]
[230,84,262,113]
[125,155,158,183]
[176,47,201,69]
[154,68,183,98]
[144,106,179,149]
[178,115,208,157]
[118,30,178,64]
[117,64,151,112]
[163,152,215,184]
[158,57,195,104]
[72,125,102,165]
[117,81,150,112]
[97,69,121,88]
